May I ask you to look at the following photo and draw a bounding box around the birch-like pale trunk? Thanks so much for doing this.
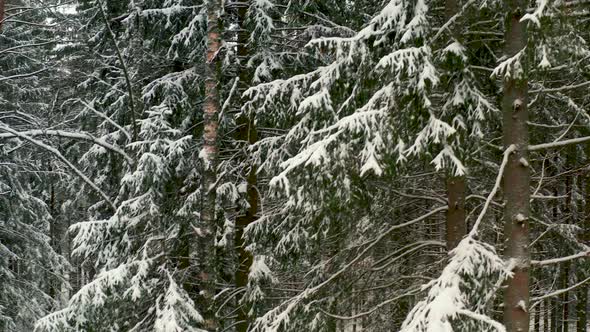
[201,0,222,329]
[502,2,530,331]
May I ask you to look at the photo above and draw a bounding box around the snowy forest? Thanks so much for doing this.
[2,0,590,331]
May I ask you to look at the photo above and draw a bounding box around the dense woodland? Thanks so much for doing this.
[2,0,590,331]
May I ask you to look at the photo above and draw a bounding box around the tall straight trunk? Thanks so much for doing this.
[562,263,570,332]
[553,298,559,332]
[502,2,530,332]
[534,303,541,332]
[578,286,588,332]
[544,300,550,332]
[443,0,466,252]
[201,0,222,329]
[232,2,259,332]
[562,173,572,332]
[446,176,466,250]
[0,0,4,31]
[578,162,590,332]
[539,299,551,332]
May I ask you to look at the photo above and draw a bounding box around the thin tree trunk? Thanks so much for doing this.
[577,163,590,332]
[446,176,466,250]
[443,0,467,252]
[232,1,260,331]
[563,172,572,332]
[201,0,222,329]
[502,2,530,332]
[553,297,559,332]
[543,299,551,332]
[0,0,4,31]
[535,302,541,332]
[578,286,587,332]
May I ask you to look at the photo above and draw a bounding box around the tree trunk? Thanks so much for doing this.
[201,0,222,329]
[545,300,550,332]
[553,298,559,332]
[443,0,467,252]
[445,0,457,23]
[577,285,587,332]
[562,263,570,332]
[502,2,530,332]
[232,1,260,331]
[535,302,541,332]
[577,162,590,332]
[0,0,4,32]
[563,172,572,332]
[446,176,466,250]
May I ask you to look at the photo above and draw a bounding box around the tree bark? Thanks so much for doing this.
[201,0,222,329]
[0,0,4,31]
[577,162,590,332]
[534,302,541,332]
[443,0,467,252]
[578,286,588,332]
[544,299,550,332]
[553,297,559,332]
[446,176,466,250]
[562,172,572,332]
[502,2,530,332]
[232,1,260,331]
[562,262,570,332]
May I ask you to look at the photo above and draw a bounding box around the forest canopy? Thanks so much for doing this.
[1,0,590,331]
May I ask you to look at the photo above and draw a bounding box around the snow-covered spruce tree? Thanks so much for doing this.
[35,0,216,330]
[0,158,69,331]
[238,0,512,330]
[217,1,374,330]
[0,1,72,330]
[521,1,590,330]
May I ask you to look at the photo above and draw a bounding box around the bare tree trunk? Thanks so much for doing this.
[561,263,569,332]
[201,0,222,329]
[502,2,530,332]
[445,0,457,22]
[563,173,572,332]
[0,0,4,31]
[446,176,466,250]
[545,300,550,332]
[443,0,467,252]
[231,2,260,331]
[578,286,588,332]
[577,163,590,332]
[535,303,541,332]
[553,298,559,332]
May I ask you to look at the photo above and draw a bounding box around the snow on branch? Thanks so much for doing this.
[400,238,509,332]
[0,128,134,165]
[531,250,590,266]
[529,135,590,151]
[400,145,518,331]
[491,48,526,80]
[520,0,549,27]
[469,144,516,236]
[531,276,590,307]
[0,124,116,211]
[251,206,447,331]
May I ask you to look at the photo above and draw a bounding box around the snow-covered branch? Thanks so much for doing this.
[0,129,133,165]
